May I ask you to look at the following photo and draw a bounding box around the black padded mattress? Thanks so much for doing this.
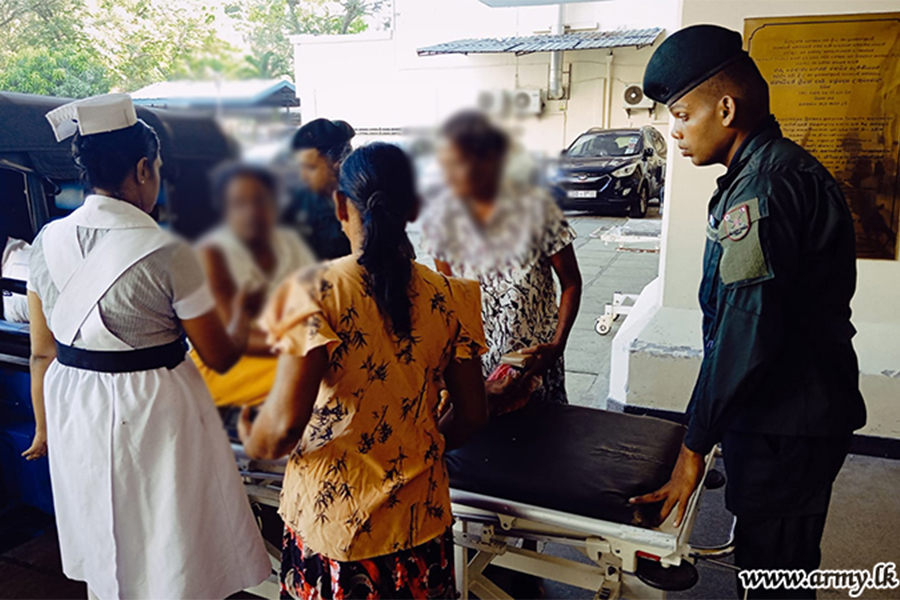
[445,402,686,528]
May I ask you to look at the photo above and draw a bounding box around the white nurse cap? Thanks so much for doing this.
[45,93,138,142]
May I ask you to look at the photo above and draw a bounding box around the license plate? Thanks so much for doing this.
[567,190,597,199]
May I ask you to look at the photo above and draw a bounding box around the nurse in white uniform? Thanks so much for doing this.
[21,94,270,599]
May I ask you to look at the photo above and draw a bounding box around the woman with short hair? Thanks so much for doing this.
[191,162,315,408]
[283,118,355,259]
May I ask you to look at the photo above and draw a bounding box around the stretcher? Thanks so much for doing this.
[231,402,732,599]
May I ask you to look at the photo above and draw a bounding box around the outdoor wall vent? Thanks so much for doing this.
[476,89,510,116]
[512,89,544,115]
[623,84,655,112]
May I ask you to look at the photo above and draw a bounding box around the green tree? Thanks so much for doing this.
[0,0,114,97]
[0,43,111,98]
[90,0,243,91]
[334,0,387,35]
[226,0,390,81]
[0,0,386,99]
[0,0,84,55]
[226,1,294,80]
[239,51,286,79]
[0,0,247,96]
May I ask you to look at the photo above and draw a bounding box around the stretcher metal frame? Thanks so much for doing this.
[233,444,285,600]
[233,444,726,599]
[450,450,716,600]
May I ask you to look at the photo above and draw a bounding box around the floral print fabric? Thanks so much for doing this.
[420,184,576,404]
[261,255,486,561]
[280,525,456,600]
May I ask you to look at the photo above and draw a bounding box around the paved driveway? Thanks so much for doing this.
[560,207,662,407]
[408,205,663,408]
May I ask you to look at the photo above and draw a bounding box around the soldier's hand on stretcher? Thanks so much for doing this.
[629,443,705,527]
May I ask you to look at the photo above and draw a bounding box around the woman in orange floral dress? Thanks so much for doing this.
[239,143,489,599]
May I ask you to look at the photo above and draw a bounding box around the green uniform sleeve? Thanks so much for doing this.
[683,172,805,455]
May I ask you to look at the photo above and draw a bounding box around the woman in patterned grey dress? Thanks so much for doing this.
[421,111,583,408]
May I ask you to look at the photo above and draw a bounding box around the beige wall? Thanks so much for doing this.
[627,0,900,440]
[662,0,900,320]
[292,0,677,154]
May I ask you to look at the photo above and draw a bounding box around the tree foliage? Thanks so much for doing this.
[0,0,83,52]
[0,0,391,98]
[0,43,111,97]
[91,0,251,90]
[227,0,390,81]
[0,0,109,96]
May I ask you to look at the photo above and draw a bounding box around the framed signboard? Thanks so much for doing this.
[745,13,900,260]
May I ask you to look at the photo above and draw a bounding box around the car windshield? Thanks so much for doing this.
[567,133,641,158]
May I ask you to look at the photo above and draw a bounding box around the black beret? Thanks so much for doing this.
[643,24,748,105]
[292,118,355,151]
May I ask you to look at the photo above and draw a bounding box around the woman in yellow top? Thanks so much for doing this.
[239,142,489,599]
[191,163,315,408]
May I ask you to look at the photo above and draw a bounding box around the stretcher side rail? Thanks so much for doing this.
[450,489,680,557]
[230,443,724,600]
[450,449,717,599]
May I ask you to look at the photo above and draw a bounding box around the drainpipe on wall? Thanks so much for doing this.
[548,4,564,100]
[603,51,614,128]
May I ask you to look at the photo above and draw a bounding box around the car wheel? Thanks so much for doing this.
[629,185,649,218]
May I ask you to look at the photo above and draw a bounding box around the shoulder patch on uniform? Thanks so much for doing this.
[723,203,751,241]
[716,198,771,286]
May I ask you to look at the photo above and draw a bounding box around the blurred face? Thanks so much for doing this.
[224,175,277,244]
[438,141,503,202]
[297,148,337,195]
[668,86,734,167]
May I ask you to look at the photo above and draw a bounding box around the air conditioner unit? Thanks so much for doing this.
[511,89,543,115]
[623,84,655,111]
[476,89,510,115]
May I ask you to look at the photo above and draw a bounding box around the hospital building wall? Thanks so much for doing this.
[618,0,900,445]
[292,0,679,156]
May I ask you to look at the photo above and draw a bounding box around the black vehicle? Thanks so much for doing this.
[0,92,236,527]
[548,126,667,218]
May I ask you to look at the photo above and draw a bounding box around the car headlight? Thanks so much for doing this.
[611,163,638,178]
[545,164,560,182]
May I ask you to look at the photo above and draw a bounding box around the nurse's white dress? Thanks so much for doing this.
[28,195,270,599]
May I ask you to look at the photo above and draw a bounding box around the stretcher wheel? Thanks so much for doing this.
[704,469,726,490]
[595,317,612,336]
[635,557,699,591]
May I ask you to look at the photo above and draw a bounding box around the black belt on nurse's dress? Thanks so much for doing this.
[55,338,187,373]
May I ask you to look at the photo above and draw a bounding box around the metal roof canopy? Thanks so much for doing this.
[417,28,662,56]
[131,79,299,109]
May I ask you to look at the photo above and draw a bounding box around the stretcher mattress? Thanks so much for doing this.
[445,403,686,528]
